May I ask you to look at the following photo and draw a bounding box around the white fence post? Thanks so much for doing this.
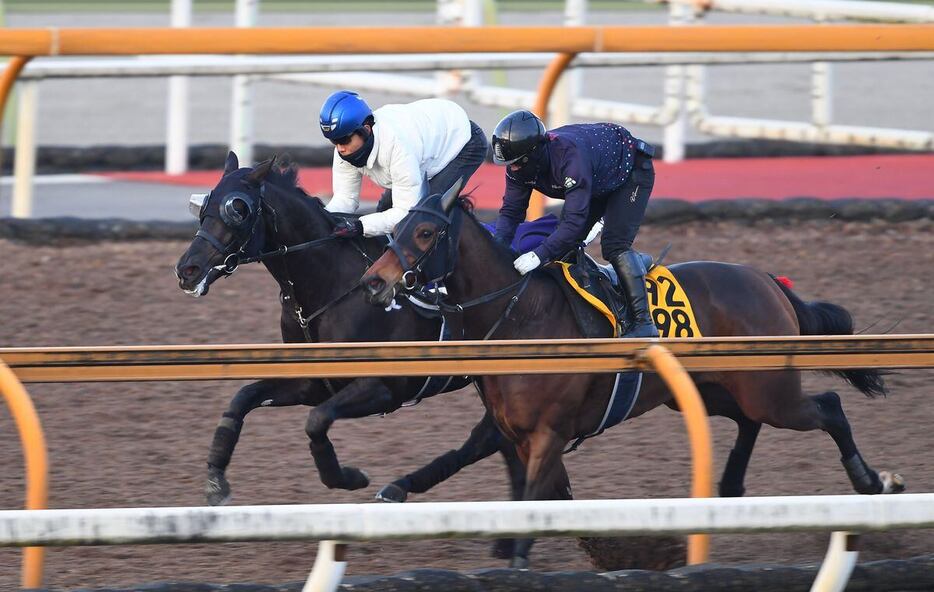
[550,0,586,128]
[302,541,347,592]
[812,61,833,134]
[812,16,833,137]
[230,0,259,166]
[810,532,860,592]
[11,80,37,218]
[663,1,694,163]
[165,0,191,175]
[436,0,481,96]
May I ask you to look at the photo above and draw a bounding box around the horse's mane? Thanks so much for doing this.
[258,155,333,221]
[454,194,518,261]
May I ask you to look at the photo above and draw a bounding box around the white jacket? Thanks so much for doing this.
[325,98,471,237]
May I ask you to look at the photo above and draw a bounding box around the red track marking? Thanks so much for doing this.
[98,154,934,209]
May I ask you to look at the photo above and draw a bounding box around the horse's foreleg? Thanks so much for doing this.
[510,429,570,569]
[377,408,513,502]
[374,409,526,559]
[206,378,314,505]
[305,378,396,491]
[490,437,531,560]
[718,415,761,498]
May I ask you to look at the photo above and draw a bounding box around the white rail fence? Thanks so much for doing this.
[3,0,933,218]
[4,494,933,545]
[3,494,933,592]
[663,0,934,156]
[165,0,934,166]
[9,44,934,218]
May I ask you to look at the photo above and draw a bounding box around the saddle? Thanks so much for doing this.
[544,248,653,338]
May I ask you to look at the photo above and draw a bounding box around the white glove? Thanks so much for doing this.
[513,252,542,275]
[584,219,604,245]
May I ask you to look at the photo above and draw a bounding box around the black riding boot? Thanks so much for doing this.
[610,250,659,338]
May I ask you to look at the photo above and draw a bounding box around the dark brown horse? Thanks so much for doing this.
[360,181,904,568]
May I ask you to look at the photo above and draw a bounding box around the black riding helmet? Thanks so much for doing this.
[491,110,546,166]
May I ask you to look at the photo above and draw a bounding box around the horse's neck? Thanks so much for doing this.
[262,188,365,307]
[445,211,526,333]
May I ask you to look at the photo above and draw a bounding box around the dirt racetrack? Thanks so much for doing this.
[1,218,932,590]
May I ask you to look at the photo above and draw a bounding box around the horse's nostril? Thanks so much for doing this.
[366,276,384,293]
[182,265,201,280]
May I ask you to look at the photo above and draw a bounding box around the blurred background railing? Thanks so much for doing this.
[1,0,933,218]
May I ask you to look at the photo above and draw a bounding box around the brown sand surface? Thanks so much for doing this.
[0,219,932,589]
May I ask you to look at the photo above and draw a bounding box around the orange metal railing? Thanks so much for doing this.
[0,358,48,589]
[645,344,713,564]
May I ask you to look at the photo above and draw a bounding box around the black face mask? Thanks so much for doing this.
[508,143,547,186]
[339,130,375,168]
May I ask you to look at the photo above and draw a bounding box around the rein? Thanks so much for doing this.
[280,274,363,342]
[236,234,340,267]
[395,199,535,341]
[477,274,532,340]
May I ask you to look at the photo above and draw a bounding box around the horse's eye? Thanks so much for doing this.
[418,229,434,240]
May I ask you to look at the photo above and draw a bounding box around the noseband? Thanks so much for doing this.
[388,200,459,292]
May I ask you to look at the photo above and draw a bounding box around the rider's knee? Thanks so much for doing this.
[602,242,633,263]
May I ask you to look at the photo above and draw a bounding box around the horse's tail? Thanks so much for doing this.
[771,276,887,398]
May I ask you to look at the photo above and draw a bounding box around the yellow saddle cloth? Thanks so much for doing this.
[555,262,703,338]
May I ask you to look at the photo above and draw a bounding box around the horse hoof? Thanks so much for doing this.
[880,471,906,494]
[509,555,529,570]
[491,538,515,560]
[375,483,408,503]
[342,466,370,491]
[205,469,232,506]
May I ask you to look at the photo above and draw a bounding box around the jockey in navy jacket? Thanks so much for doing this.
[491,110,658,338]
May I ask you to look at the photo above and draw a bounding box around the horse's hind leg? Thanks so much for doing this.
[720,415,761,498]
[691,383,762,498]
[813,391,905,494]
[734,373,904,495]
[304,377,396,491]
[206,378,315,505]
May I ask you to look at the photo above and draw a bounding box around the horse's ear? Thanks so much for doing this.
[224,151,239,174]
[440,177,464,213]
[248,155,276,185]
[418,173,430,203]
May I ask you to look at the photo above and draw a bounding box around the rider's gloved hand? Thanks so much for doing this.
[513,252,541,275]
[332,218,364,239]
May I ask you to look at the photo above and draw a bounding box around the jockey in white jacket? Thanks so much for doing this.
[320,91,488,238]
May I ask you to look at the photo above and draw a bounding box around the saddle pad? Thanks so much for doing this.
[645,265,703,338]
[553,262,703,338]
[554,261,619,337]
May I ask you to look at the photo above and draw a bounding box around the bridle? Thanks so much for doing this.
[189,180,373,341]
[190,183,352,277]
[388,197,532,340]
[387,198,457,291]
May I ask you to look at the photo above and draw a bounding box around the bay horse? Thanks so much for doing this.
[360,181,904,568]
[174,154,526,546]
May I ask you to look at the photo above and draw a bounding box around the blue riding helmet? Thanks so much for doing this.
[319,90,372,141]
